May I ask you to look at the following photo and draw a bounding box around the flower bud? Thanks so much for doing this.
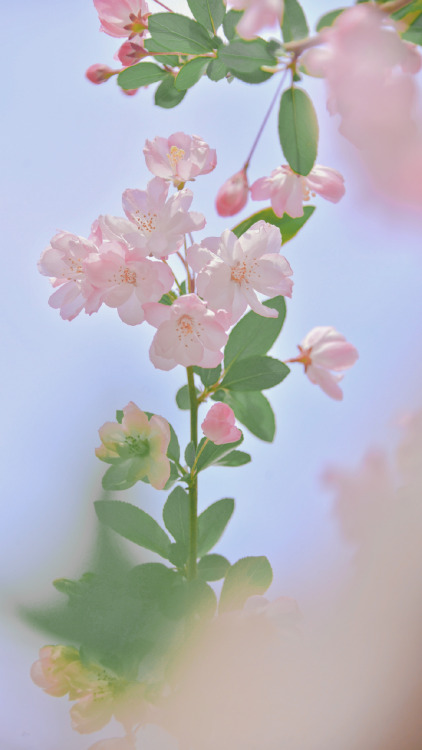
[201,403,242,445]
[85,64,115,84]
[116,40,148,67]
[215,168,249,217]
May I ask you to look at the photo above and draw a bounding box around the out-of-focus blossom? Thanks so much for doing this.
[215,168,249,217]
[30,645,80,697]
[289,326,358,400]
[301,4,422,206]
[324,450,395,547]
[96,402,171,490]
[187,220,293,325]
[250,164,345,218]
[71,684,115,734]
[86,64,116,84]
[224,0,284,39]
[85,241,173,325]
[116,39,148,66]
[201,403,242,445]
[38,231,103,321]
[88,739,134,750]
[104,178,205,258]
[94,0,150,39]
[144,133,217,189]
[144,294,229,370]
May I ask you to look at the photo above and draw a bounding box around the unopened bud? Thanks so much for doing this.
[215,168,249,217]
[85,64,115,84]
[117,40,148,67]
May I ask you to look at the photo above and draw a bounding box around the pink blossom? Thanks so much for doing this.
[144,133,217,189]
[93,0,150,39]
[85,240,173,325]
[301,4,422,206]
[143,294,229,371]
[187,220,293,324]
[71,689,115,734]
[116,39,147,66]
[215,168,249,217]
[250,164,345,219]
[225,0,284,39]
[104,177,205,259]
[289,326,358,400]
[96,402,171,490]
[201,403,242,445]
[85,64,116,84]
[38,231,103,321]
[30,645,80,697]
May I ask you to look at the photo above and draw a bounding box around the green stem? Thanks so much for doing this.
[186,366,198,579]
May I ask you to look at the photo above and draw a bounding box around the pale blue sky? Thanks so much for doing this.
[2,1,422,747]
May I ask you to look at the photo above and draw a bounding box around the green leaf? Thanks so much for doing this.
[162,487,190,549]
[232,205,315,243]
[167,424,180,464]
[198,554,230,581]
[213,390,275,442]
[230,68,273,84]
[214,450,251,467]
[117,62,167,90]
[116,410,124,424]
[148,13,215,54]
[195,436,243,473]
[197,498,234,556]
[282,0,309,42]
[219,556,273,612]
[168,542,188,568]
[223,9,243,39]
[185,441,196,468]
[176,385,192,410]
[95,500,172,559]
[402,12,422,44]
[278,87,319,176]
[224,296,286,369]
[207,58,228,81]
[315,8,345,31]
[221,355,290,391]
[143,38,179,65]
[175,57,211,90]
[158,290,177,305]
[187,0,226,34]
[101,460,140,491]
[219,39,277,73]
[193,364,221,388]
[155,76,186,108]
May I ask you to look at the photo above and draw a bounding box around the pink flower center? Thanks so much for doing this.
[133,210,157,234]
[107,266,137,285]
[231,261,251,284]
[64,256,84,280]
[124,11,149,37]
[177,314,194,337]
[167,146,186,171]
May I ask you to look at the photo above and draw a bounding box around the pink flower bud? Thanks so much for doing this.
[116,40,148,67]
[201,403,242,445]
[215,168,249,217]
[85,64,115,84]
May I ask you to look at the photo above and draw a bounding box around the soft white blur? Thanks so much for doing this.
[2,0,422,747]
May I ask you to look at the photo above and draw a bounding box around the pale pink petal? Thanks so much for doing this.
[117,293,146,325]
[202,403,242,445]
[143,302,172,328]
[305,166,345,203]
[306,365,344,400]
[216,169,249,217]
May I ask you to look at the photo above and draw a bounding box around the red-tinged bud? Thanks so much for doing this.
[215,168,249,217]
[121,88,138,96]
[85,64,115,84]
[117,40,148,67]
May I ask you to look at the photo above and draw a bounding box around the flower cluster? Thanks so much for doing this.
[31,645,143,734]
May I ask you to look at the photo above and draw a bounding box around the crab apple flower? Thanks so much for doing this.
[71,687,115,734]
[85,64,116,84]
[84,242,173,325]
[225,0,284,39]
[144,294,229,371]
[250,165,345,219]
[144,133,217,189]
[38,231,103,321]
[187,220,293,325]
[93,0,150,39]
[104,177,205,259]
[116,39,147,66]
[201,403,242,445]
[290,326,358,400]
[30,645,80,697]
[215,168,249,217]
[96,402,171,490]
